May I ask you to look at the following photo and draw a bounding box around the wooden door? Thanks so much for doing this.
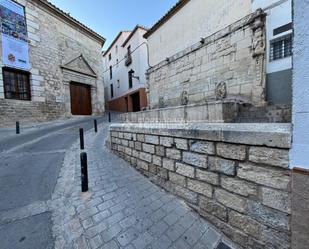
[70,82,92,115]
[131,92,140,112]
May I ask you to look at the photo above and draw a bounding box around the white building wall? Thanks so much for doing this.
[290,0,309,169]
[103,28,148,101]
[147,0,251,66]
[252,0,292,74]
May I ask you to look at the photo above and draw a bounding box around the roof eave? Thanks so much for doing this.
[143,0,190,39]
[33,0,106,46]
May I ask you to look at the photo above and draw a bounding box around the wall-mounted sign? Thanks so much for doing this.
[0,0,30,70]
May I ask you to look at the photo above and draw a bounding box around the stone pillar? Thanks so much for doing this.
[290,1,309,249]
[63,81,72,117]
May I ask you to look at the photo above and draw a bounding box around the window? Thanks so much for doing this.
[3,68,31,100]
[109,66,113,79]
[128,70,133,89]
[127,45,131,55]
[125,45,132,66]
[110,84,114,98]
[115,45,118,54]
[270,34,292,61]
[117,79,120,88]
[116,59,119,67]
[108,54,112,61]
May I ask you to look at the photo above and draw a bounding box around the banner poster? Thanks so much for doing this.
[0,0,30,70]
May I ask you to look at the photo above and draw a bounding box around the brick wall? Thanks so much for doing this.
[108,123,291,249]
[146,10,266,109]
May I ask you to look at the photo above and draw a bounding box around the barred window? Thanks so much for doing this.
[3,68,31,100]
[270,34,292,61]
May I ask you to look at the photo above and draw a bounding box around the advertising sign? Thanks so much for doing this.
[0,0,30,70]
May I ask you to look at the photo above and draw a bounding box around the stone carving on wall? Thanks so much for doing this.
[215,82,227,100]
[251,10,266,58]
[181,91,189,105]
[61,54,97,77]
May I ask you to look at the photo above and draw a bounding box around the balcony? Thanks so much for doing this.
[125,54,132,66]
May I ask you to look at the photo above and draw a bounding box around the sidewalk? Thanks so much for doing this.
[51,123,237,249]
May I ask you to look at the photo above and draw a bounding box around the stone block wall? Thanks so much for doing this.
[146,10,266,109]
[108,123,291,249]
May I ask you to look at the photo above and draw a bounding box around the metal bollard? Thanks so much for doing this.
[80,152,88,192]
[94,119,98,133]
[16,121,20,134]
[79,128,84,150]
[108,112,111,123]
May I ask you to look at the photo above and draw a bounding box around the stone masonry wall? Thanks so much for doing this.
[0,0,105,127]
[146,10,266,109]
[109,123,291,249]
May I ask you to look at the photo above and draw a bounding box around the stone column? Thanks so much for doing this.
[63,81,72,117]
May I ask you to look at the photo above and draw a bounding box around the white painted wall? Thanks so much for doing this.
[147,0,251,66]
[103,28,148,101]
[290,0,309,169]
[252,0,292,74]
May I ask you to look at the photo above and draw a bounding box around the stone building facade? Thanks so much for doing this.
[146,10,266,109]
[0,0,105,127]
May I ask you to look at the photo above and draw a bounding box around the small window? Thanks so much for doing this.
[115,45,118,54]
[109,66,113,79]
[270,34,292,61]
[128,70,133,89]
[127,45,131,55]
[116,59,119,67]
[3,68,31,100]
[110,84,114,98]
[109,54,112,61]
[117,79,120,88]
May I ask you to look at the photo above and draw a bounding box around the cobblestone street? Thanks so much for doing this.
[51,123,237,249]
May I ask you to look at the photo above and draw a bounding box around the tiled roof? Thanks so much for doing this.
[144,0,190,39]
[35,0,106,45]
[122,25,148,47]
[102,31,131,57]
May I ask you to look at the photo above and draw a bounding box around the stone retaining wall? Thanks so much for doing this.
[108,123,291,249]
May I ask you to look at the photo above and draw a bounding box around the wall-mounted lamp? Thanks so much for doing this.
[166,57,170,63]
[200,37,205,44]
[129,69,140,81]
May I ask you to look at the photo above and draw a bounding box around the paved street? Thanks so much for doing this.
[0,118,236,249]
[0,117,106,249]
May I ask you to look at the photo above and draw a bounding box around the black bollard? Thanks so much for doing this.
[79,128,84,150]
[16,121,20,134]
[94,119,98,133]
[108,112,111,123]
[80,152,88,192]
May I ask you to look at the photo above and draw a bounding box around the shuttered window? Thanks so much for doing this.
[3,68,31,100]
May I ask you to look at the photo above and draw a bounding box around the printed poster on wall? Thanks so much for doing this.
[0,0,30,70]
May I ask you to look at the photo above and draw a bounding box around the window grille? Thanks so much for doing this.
[270,34,292,61]
[3,68,31,100]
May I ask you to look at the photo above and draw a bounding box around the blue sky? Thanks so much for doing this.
[48,0,178,50]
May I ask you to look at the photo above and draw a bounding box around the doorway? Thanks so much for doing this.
[131,92,140,112]
[70,82,92,115]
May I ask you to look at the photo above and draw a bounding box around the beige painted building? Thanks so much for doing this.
[0,0,106,127]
